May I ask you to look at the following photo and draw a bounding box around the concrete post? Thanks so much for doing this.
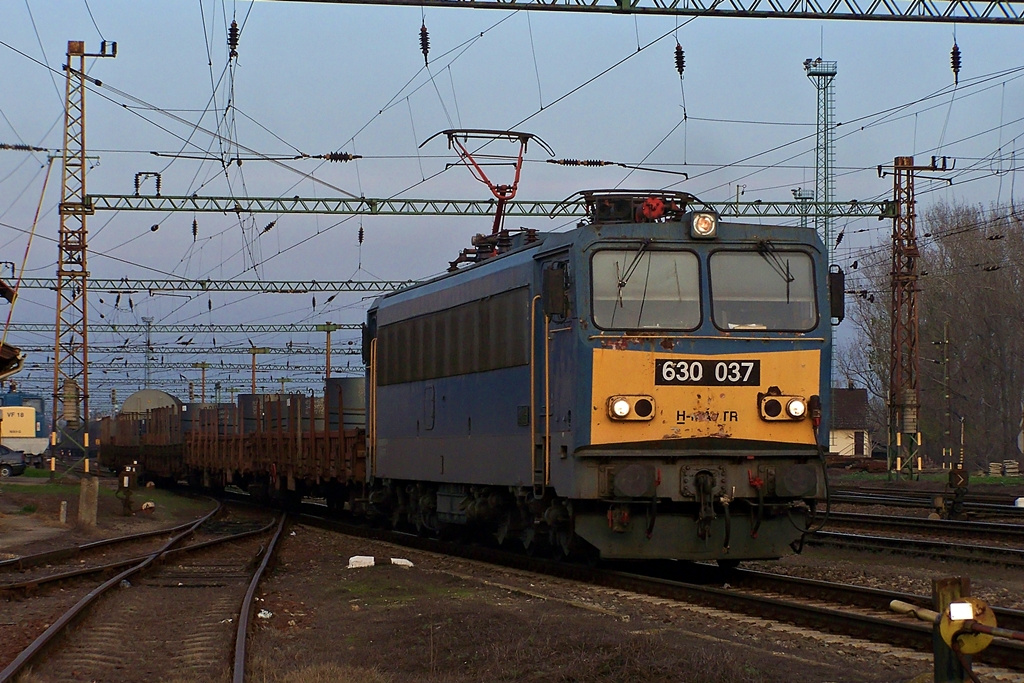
[77,476,99,527]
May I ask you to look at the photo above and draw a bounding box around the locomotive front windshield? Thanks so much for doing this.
[710,250,817,331]
[591,249,700,330]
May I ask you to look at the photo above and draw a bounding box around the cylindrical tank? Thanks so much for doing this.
[325,377,366,430]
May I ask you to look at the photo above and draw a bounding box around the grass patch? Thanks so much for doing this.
[3,481,83,495]
[329,569,472,607]
[18,504,37,514]
[23,467,53,478]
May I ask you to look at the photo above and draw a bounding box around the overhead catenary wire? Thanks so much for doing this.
[2,17,1015,362]
[1,157,53,352]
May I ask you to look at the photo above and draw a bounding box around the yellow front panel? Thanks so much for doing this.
[590,347,820,446]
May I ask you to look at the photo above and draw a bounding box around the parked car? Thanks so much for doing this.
[0,444,27,477]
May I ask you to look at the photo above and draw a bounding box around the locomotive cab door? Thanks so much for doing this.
[364,309,378,479]
[533,258,573,493]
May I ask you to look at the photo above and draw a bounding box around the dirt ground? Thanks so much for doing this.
[246,525,945,683]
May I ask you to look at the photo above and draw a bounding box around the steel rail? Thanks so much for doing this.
[825,511,1024,542]
[600,569,1024,670]
[0,516,281,593]
[0,514,213,571]
[831,491,1024,515]
[0,502,222,683]
[833,485,1020,502]
[233,514,288,683]
[809,530,1024,566]
[728,568,1024,633]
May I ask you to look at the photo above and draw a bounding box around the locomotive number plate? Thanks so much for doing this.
[655,359,761,386]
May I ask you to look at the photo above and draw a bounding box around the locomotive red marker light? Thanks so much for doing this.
[808,395,822,428]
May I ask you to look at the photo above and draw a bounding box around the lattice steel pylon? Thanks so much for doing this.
[882,155,949,478]
[804,58,837,266]
[52,40,115,453]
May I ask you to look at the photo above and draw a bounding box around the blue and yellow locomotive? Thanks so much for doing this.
[365,190,837,563]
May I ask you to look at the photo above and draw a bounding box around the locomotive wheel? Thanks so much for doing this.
[493,511,512,546]
[552,529,575,561]
[520,527,538,555]
[716,558,741,570]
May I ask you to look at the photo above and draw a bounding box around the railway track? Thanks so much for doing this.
[824,511,1024,545]
[0,516,222,590]
[807,530,1024,567]
[834,485,1023,506]
[0,504,286,683]
[605,565,1024,673]
[831,485,1024,518]
[720,567,1024,634]
[292,507,1024,675]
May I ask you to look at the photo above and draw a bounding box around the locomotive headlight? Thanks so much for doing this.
[786,398,807,419]
[690,212,718,239]
[610,398,631,418]
[607,395,656,421]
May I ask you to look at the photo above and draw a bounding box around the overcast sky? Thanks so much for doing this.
[1,1,1021,410]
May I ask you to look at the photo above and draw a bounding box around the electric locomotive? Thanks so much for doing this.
[365,189,838,563]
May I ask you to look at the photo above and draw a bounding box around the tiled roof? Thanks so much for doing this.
[832,388,868,430]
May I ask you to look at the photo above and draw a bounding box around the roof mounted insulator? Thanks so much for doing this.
[675,43,685,77]
[420,22,430,66]
[133,171,161,197]
[950,42,961,85]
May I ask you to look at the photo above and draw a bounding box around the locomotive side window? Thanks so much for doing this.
[378,287,530,385]
[591,249,700,330]
[709,250,817,331]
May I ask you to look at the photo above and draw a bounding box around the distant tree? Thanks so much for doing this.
[842,201,1024,470]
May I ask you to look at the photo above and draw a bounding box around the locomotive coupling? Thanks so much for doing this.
[607,504,631,533]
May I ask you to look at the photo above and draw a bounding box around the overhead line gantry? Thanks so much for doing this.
[18,278,415,294]
[86,194,896,219]
[266,0,1024,25]
[21,345,359,356]
[7,323,362,334]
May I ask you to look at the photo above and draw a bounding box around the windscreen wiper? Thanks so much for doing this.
[757,240,794,302]
[617,239,652,293]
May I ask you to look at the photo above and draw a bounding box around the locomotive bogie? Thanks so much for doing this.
[573,507,803,561]
[583,458,823,502]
